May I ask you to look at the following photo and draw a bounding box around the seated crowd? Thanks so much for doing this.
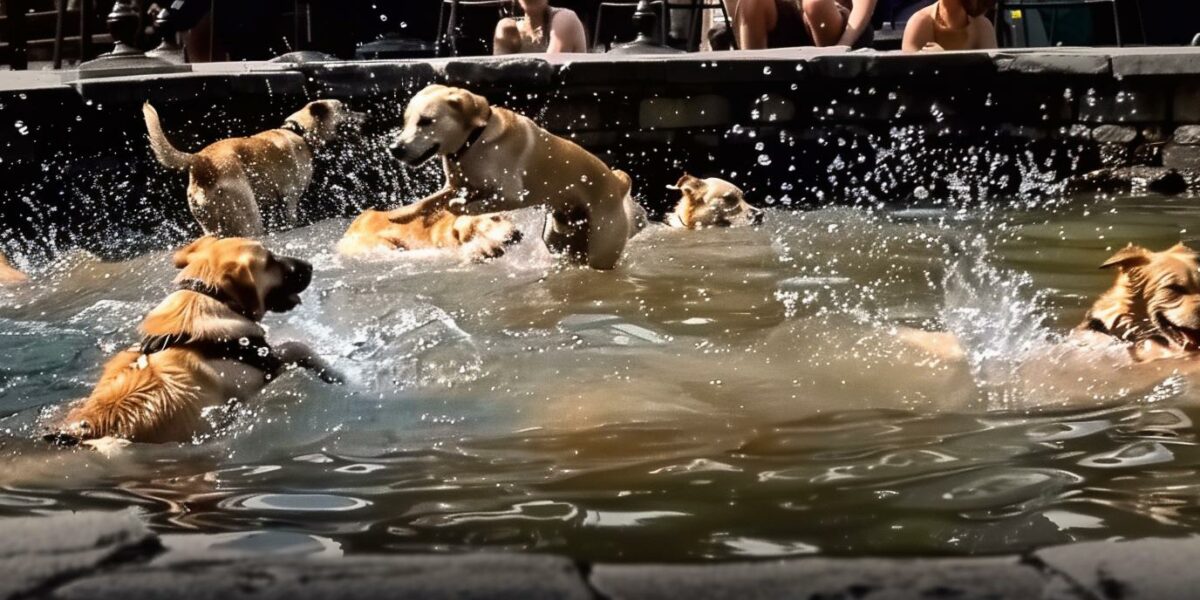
[490,0,997,55]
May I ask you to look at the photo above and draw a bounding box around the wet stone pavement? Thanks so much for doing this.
[3,510,1199,599]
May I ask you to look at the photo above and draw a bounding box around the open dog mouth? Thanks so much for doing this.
[1154,313,1200,350]
[407,145,439,167]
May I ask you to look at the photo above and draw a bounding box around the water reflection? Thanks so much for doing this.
[1,195,1200,560]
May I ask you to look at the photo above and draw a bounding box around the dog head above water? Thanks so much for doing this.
[168,236,312,321]
[285,99,365,148]
[390,85,492,167]
[667,174,764,229]
[1087,243,1200,350]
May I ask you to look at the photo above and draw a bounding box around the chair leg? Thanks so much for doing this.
[1111,0,1121,46]
[659,0,668,45]
[717,0,736,49]
[54,0,66,68]
[80,0,93,61]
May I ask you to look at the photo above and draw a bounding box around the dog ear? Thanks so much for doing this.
[173,236,218,269]
[448,90,492,129]
[676,174,706,201]
[221,260,266,321]
[1167,242,1197,257]
[1100,244,1152,270]
[308,101,331,121]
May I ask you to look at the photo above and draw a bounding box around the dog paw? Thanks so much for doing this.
[82,436,132,457]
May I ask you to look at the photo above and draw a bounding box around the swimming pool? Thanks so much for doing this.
[3,190,1199,561]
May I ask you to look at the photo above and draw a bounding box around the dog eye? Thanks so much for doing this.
[1166,283,1190,295]
[417,116,434,127]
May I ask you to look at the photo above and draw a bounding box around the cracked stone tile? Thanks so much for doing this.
[1035,538,1200,600]
[51,553,592,600]
[0,509,158,600]
[591,556,1047,599]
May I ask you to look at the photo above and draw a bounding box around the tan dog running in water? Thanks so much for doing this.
[386,85,643,270]
[667,174,764,229]
[905,243,1200,364]
[1079,243,1200,361]
[46,236,342,445]
[0,252,27,284]
[337,207,522,260]
[143,100,364,237]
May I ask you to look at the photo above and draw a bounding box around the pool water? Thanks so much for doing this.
[3,192,1200,561]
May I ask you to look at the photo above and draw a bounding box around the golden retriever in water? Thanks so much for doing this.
[143,100,364,237]
[0,252,27,284]
[907,243,1200,364]
[45,236,342,445]
[337,206,522,260]
[385,84,644,270]
[1080,243,1200,361]
[666,174,764,229]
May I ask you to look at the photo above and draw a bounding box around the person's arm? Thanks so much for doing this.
[901,6,935,51]
[837,0,878,46]
[547,9,588,53]
[973,16,998,49]
[494,18,522,55]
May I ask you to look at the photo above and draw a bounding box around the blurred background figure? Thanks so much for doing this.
[901,0,997,50]
[494,0,588,54]
[729,0,877,49]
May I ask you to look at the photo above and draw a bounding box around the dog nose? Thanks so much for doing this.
[44,430,81,447]
[389,140,406,160]
[750,208,765,225]
[293,259,313,289]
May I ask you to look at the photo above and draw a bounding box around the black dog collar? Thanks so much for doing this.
[177,278,254,321]
[281,119,308,138]
[449,114,492,161]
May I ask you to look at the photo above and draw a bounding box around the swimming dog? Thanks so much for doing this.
[143,100,364,237]
[46,236,342,445]
[0,252,27,284]
[905,243,1200,364]
[666,174,764,229]
[385,85,642,270]
[337,207,522,261]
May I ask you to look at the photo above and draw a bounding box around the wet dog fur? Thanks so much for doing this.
[337,207,522,261]
[667,174,764,229]
[143,100,364,237]
[385,85,643,270]
[46,236,342,445]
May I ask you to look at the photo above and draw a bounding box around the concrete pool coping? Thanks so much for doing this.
[2,510,1198,599]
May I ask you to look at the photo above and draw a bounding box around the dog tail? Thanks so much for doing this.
[142,102,196,171]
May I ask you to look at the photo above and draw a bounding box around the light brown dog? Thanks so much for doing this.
[386,84,642,270]
[143,100,364,237]
[0,252,27,284]
[337,207,522,260]
[905,243,1200,365]
[667,174,764,229]
[1079,243,1200,361]
[45,236,342,445]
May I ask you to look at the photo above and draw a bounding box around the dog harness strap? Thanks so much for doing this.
[138,334,284,379]
[449,121,489,161]
[281,119,307,137]
[177,279,255,320]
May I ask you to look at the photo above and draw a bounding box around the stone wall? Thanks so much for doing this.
[6,509,1200,599]
[1,47,1199,262]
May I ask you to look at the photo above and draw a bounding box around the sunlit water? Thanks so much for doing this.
[3,193,1200,561]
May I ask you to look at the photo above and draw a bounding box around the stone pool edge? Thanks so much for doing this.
[2,510,1197,599]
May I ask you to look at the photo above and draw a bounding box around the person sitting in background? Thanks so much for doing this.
[901,0,996,51]
[730,0,876,49]
[494,0,588,54]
